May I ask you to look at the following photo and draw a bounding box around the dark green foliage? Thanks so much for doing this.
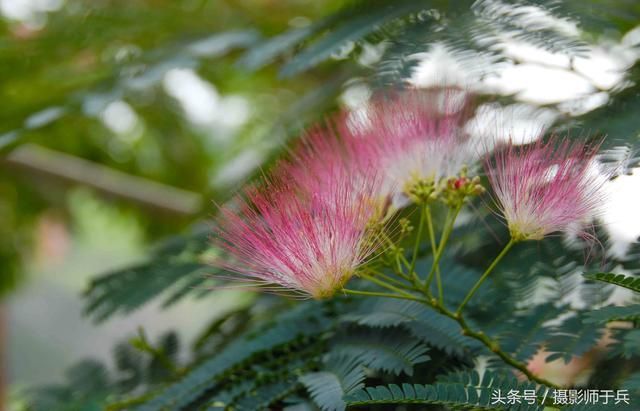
[113,341,146,393]
[345,370,546,410]
[84,261,208,322]
[622,371,640,394]
[405,309,482,356]
[279,1,431,78]
[330,326,430,376]
[299,355,365,411]
[419,255,494,310]
[610,329,640,359]
[205,345,318,410]
[340,297,481,356]
[238,12,343,71]
[83,227,210,322]
[27,360,110,411]
[233,377,300,411]
[191,305,254,354]
[492,303,563,362]
[136,302,333,411]
[584,304,640,323]
[341,298,423,328]
[545,314,604,363]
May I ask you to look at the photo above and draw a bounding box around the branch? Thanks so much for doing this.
[1,144,202,215]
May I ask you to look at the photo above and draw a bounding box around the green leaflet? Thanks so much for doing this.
[584,273,640,294]
[584,305,640,324]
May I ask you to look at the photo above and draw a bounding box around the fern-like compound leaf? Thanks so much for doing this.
[345,370,546,410]
[584,273,640,294]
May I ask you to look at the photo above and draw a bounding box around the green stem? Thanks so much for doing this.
[360,273,420,300]
[425,204,462,291]
[409,204,426,282]
[379,230,411,280]
[456,238,515,315]
[429,300,560,389]
[134,328,184,377]
[342,289,424,303]
[398,253,411,270]
[369,270,414,290]
[424,205,443,303]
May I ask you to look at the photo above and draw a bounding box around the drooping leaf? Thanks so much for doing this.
[330,327,430,376]
[300,355,365,411]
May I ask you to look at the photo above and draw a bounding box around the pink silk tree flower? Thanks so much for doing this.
[340,89,477,201]
[281,126,398,219]
[485,138,606,241]
[212,175,384,299]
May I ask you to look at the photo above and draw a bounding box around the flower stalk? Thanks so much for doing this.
[424,204,442,301]
[456,238,516,315]
[409,204,426,284]
[424,203,462,292]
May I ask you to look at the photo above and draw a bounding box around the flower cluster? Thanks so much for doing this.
[341,89,477,204]
[213,88,608,298]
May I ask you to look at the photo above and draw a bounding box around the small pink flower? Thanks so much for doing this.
[341,89,476,199]
[213,174,383,299]
[485,138,606,241]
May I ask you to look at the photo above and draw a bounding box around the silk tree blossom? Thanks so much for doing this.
[486,138,606,241]
[342,89,478,203]
[282,126,398,219]
[213,173,385,299]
